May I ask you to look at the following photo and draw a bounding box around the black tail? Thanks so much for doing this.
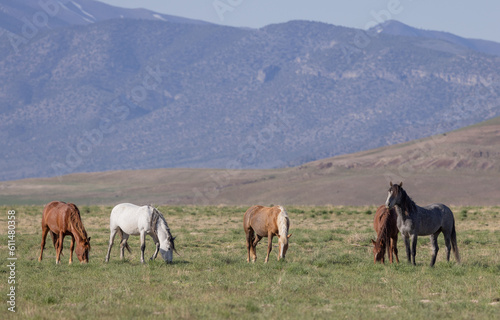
[451,224,460,263]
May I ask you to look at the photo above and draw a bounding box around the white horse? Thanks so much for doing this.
[105,203,177,263]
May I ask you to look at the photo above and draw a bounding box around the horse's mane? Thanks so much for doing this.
[68,204,89,243]
[277,206,289,239]
[150,206,172,239]
[150,206,177,254]
[399,187,417,215]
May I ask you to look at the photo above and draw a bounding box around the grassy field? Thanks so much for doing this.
[1,205,499,319]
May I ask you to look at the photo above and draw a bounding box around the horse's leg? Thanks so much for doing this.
[386,240,392,264]
[410,234,418,266]
[404,236,411,264]
[69,235,75,264]
[252,235,262,263]
[56,233,64,264]
[245,229,253,263]
[120,233,129,260]
[39,225,49,262]
[140,231,146,263]
[50,231,59,261]
[150,234,160,261]
[430,232,440,267]
[105,228,118,262]
[264,233,273,263]
[393,234,399,263]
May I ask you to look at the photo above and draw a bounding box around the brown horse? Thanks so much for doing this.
[39,201,91,264]
[371,205,399,264]
[243,205,291,263]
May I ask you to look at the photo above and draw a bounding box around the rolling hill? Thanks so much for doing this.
[374,20,500,57]
[0,0,209,31]
[2,116,499,206]
[1,1,500,181]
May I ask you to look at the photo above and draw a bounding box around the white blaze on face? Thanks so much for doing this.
[385,190,393,208]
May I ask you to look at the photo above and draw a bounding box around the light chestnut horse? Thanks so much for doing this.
[243,205,291,263]
[39,201,91,264]
[371,205,399,264]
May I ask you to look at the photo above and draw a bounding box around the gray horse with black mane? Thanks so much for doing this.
[385,182,460,267]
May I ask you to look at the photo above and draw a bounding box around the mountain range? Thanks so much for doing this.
[0,0,209,30]
[1,0,499,181]
[374,20,500,57]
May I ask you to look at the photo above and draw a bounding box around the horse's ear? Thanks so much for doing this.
[87,237,91,242]
[371,239,376,246]
[399,182,403,187]
[390,181,393,187]
[287,233,292,239]
[172,236,176,241]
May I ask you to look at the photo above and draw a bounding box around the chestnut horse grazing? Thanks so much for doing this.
[39,201,91,264]
[371,205,399,264]
[243,205,291,263]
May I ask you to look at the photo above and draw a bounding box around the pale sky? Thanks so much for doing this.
[98,0,500,43]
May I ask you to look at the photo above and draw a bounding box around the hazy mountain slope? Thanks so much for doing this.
[0,0,209,32]
[2,116,499,206]
[374,20,500,56]
[0,10,499,181]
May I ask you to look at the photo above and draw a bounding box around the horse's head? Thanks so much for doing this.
[75,237,91,263]
[159,235,177,264]
[385,181,403,209]
[278,234,292,261]
[371,239,385,264]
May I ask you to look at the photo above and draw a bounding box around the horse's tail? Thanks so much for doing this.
[277,206,289,239]
[118,229,131,253]
[451,223,460,263]
[49,231,58,254]
[50,232,57,249]
[49,232,64,256]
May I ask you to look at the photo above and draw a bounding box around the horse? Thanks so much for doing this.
[105,203,177,264]
[371,205,399,264]
[385,182,460,267]
[38,201,91,264]
[243,205,292,263]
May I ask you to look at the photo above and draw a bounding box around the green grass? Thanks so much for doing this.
[1,205,499,319]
